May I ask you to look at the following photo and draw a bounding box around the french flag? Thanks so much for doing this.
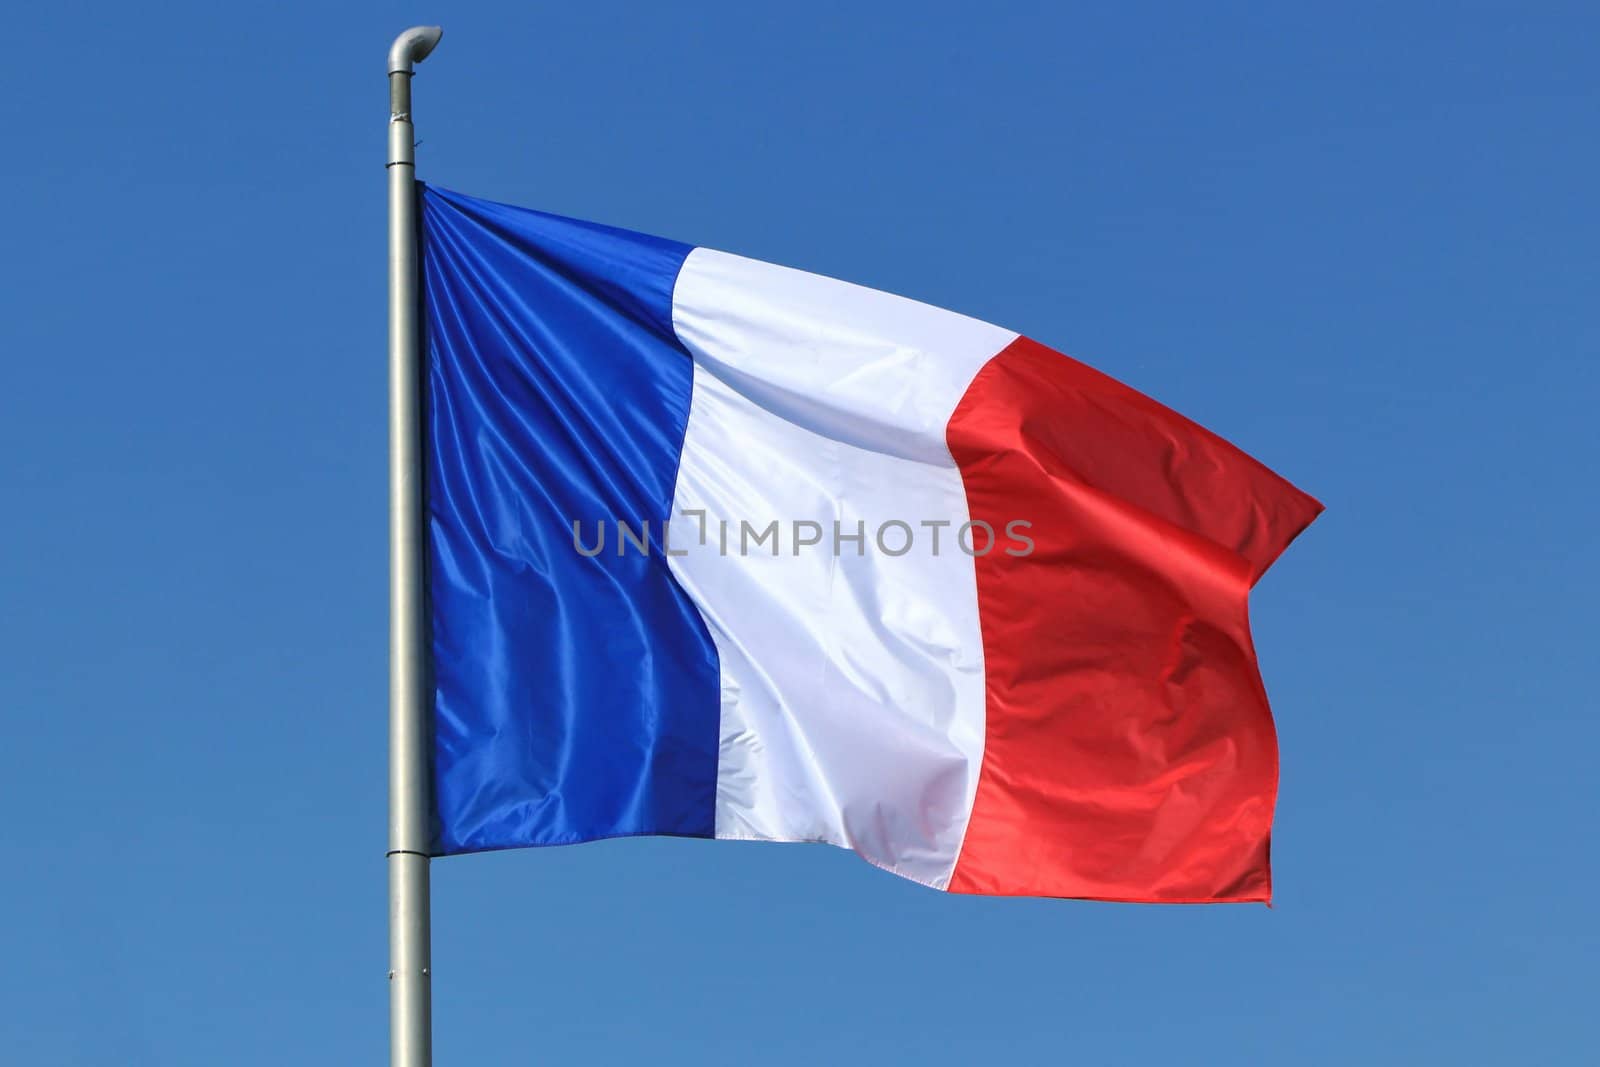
[421,185,1321,903]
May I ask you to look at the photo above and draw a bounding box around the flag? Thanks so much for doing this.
[419,185,1321,902]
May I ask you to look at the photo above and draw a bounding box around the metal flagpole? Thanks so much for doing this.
[388,24,442,1067]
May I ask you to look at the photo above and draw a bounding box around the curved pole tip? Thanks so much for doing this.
[389,26,443,74]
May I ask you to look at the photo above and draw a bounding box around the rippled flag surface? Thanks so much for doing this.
[421,184,1321,902]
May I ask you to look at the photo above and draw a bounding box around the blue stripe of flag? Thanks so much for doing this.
[420,184,720,853]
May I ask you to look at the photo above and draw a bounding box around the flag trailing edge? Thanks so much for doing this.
[420,184,1322,903]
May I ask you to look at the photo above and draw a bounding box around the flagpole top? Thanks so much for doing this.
[389,26,443,75]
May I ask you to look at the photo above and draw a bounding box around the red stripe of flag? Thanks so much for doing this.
[946,337,1322,902]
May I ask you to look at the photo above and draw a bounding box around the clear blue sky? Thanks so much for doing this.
[3,2,1595,1063]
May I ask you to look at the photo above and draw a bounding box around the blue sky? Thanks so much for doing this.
[2,2,1596,1063]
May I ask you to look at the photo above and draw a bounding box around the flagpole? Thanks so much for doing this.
[388,24,442,1067]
